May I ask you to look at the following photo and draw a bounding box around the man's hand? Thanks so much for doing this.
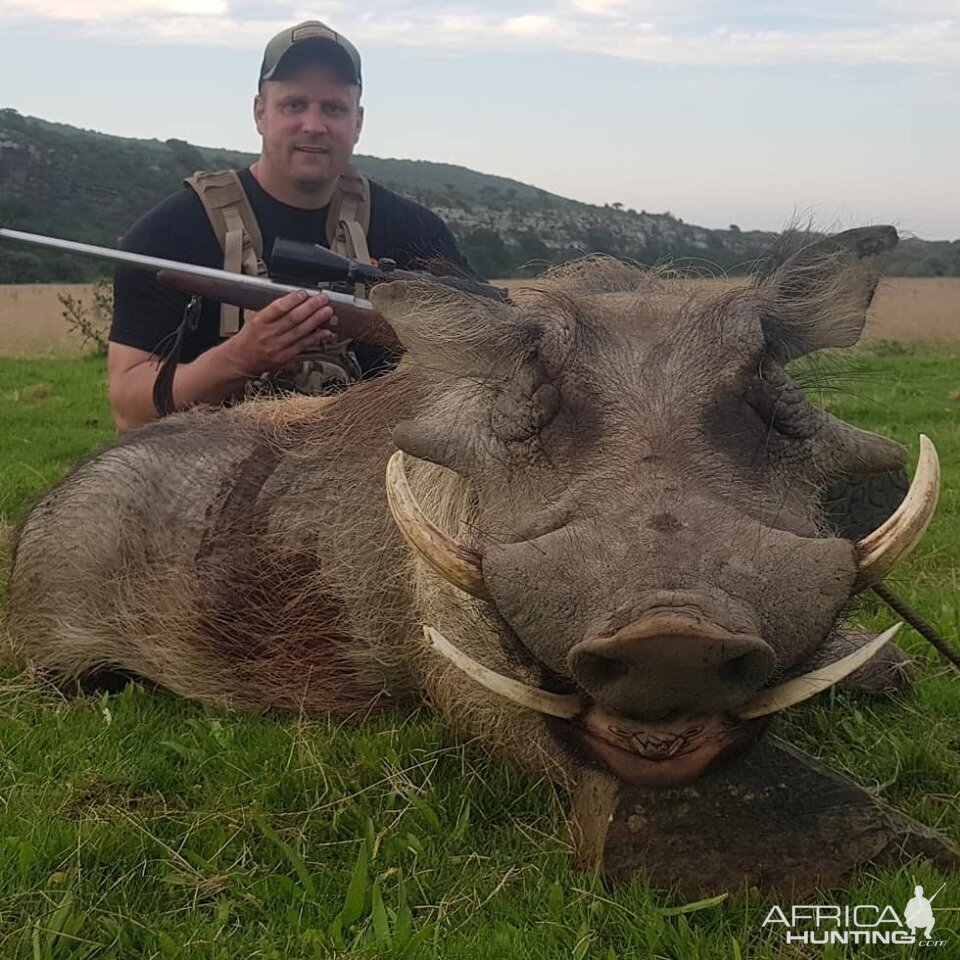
[222,289,338,377]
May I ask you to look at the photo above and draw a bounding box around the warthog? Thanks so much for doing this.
[6,226,939,791]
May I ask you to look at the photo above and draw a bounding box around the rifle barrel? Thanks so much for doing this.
[0,227,373,313]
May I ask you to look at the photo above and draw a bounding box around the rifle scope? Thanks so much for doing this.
[270,238,390,288]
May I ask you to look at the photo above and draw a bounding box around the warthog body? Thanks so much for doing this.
[7,227,919,788]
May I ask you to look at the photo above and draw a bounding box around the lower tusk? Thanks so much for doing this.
[855,435,940,589]
[738,622,902,719]
[386,451,490,600]
[424,626,585,720]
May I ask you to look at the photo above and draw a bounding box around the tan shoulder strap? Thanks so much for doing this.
[325,166,371,262]
[184,168,371,337]
[185,170,267,336]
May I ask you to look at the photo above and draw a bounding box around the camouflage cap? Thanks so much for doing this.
[259,21,362,87]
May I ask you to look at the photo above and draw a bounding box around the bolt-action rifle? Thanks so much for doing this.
[0,227,507,353]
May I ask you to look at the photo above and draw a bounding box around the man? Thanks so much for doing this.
[109,21,471,432]
[904,884,938,940]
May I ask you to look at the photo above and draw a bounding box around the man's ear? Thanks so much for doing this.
[253,94,266,136]
[354,103,364,145]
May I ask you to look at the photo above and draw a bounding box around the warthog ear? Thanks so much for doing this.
[756,225,898,360]
[370,280,520,370]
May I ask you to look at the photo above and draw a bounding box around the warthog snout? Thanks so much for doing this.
[568,613,775,718]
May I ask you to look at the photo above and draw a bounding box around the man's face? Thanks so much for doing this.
[254,62,363,193]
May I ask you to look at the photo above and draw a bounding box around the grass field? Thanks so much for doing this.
[0,347,959,958]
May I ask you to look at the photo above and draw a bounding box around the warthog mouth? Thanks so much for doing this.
[424,623,901,789]
[563,706,769,788]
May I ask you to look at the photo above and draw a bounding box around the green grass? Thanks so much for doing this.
[1,348,958,959]
[0,356,115,521]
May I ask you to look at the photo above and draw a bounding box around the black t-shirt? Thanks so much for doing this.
[110,167,470,374]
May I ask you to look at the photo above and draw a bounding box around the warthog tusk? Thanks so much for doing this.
[425,621,903,725]
[737,623,903,719]
[386,451,491,600]
[424,626,585,719]
[855,435,940,589]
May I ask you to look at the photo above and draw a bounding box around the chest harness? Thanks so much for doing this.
[153,167,373,415]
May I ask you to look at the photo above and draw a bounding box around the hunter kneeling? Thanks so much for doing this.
[108,19,471,432]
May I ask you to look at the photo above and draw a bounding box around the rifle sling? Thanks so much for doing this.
[153,295,202,418]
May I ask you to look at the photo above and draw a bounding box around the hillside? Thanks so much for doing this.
[1,109,956,282]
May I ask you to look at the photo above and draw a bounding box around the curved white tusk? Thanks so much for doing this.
[386,451,491,600]
[424,626,585,719]
[738,622,902,720]
[855,434,940,589]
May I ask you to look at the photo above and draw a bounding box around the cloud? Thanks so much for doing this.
[0,0,957,66]
[503,14,561,36]
[880,0,960,14]
[570,0,645,15]
[1,0,227,17]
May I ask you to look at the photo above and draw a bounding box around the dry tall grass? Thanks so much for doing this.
[0,277,957,356]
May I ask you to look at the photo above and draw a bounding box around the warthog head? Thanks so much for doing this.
[372,226,939,789]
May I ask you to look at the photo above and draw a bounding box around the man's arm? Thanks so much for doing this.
[108,290,337,432]
[108,341,244,434]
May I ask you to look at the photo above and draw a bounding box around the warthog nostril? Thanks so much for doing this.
[717,649,770,686]
[574,652,628,689]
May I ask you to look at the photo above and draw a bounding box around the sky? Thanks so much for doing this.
[0,1,958,239]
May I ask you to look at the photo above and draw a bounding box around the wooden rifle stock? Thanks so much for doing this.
[156,270,403,352]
